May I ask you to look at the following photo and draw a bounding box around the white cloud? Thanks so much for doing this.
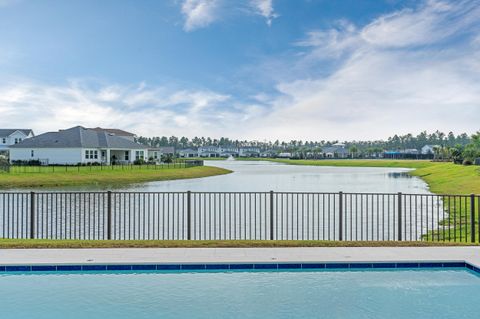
[243,0,480,140]
[250,0,277,26]
[0,80,251,137]
[181,0,219,31]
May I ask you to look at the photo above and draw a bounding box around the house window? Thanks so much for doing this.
[31,150,34,157]
[1,138,5,144]
[85,150,98,159]
[135,151,144,160]
[125,151,129,161]
[14,138,21,144]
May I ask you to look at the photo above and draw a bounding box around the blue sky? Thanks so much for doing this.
[0,0,479,140]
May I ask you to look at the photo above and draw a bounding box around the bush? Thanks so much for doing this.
[462,159,473,165]
[11,159,41,166]
[133,159,145,165]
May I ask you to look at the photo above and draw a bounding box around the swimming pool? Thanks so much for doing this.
[1,264,479,319]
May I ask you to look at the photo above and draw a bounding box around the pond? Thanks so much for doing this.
[115,160,432,194]
[9,160,432,193]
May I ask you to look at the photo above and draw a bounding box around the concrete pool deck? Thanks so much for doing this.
[0,246,479,268]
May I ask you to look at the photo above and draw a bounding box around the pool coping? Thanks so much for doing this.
[1,247,480,273]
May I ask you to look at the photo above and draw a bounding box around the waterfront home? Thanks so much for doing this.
[178,148,199,158]
[239,147,261,157]
[321,143,350,158]
[148,146,175,162]
[0,129,34,154]
[277,152,292,158]
[198,145,239,157]
[421,144,438,155]
[9,126,148,165]
[384,148,420,159]
[198,146,221,157]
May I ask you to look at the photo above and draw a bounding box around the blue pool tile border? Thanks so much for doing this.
[0,261,479,273]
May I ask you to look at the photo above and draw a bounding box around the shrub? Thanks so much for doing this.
[462,159,473,165]
[134,159,145,165]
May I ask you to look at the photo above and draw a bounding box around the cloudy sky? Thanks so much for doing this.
[0,0,479,140]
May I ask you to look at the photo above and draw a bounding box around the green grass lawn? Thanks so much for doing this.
[0,239,476,249]
[0,166,231,188]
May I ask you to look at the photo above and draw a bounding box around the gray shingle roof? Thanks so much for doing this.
[9,126,147,149]
[0,129,34,137]
[322,146,350,154]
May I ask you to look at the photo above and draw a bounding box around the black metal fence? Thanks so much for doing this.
[3,161,203,174]
[0,191,478,242]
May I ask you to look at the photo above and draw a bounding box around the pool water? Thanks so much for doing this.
[1,269,479,319]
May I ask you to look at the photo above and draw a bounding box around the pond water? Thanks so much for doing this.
[116,160,432,194]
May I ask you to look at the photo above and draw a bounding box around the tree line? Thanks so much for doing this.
[137,130,471,151]
[136,130,480,164]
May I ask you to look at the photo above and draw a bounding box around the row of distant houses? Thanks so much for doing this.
[0,126,442,165]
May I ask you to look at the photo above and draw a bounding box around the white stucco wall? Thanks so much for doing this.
[10,148,83,165]
[10,147,149,165]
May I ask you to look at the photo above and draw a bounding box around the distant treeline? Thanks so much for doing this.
[136,130,472,151]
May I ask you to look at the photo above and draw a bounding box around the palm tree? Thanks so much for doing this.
[349,146,358,158]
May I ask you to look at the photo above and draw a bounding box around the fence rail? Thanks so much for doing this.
[0,191,478,242]
[1,161,203,174]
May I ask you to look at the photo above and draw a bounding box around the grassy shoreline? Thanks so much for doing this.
[0,239,476,249]
[0,166,231,189]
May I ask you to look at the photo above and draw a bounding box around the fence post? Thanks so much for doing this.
[471,194,476,243]
[107,191,112,240]
[187,191,192,240]
[397,192,402,241]
[270,190,274,240]
[30,192,35,239]
[339,191,343,241]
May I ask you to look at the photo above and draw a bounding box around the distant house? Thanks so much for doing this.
[0,129,34,153]
[198,146,221,157]
[219,146,239,157]
[260,150,276,158]
[321,144,349,158]
[9,126,148,165]
[277,152,292,158]
[384,148,420,159]
[239,147,261,157]
[421,145,438,155]
[148,146,175,162]
[178,148,198,158]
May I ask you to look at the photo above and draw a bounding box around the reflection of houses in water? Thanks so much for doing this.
[387,172,412,179]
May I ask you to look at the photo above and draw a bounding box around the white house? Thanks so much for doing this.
[239,147,261,157]
[178,148,198,158]
[0,129,34,152]
[277,152,292,158]
[321,144,350,158]
[9,126,148,165]
[421,145,438,155]
[198,146,222,157]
